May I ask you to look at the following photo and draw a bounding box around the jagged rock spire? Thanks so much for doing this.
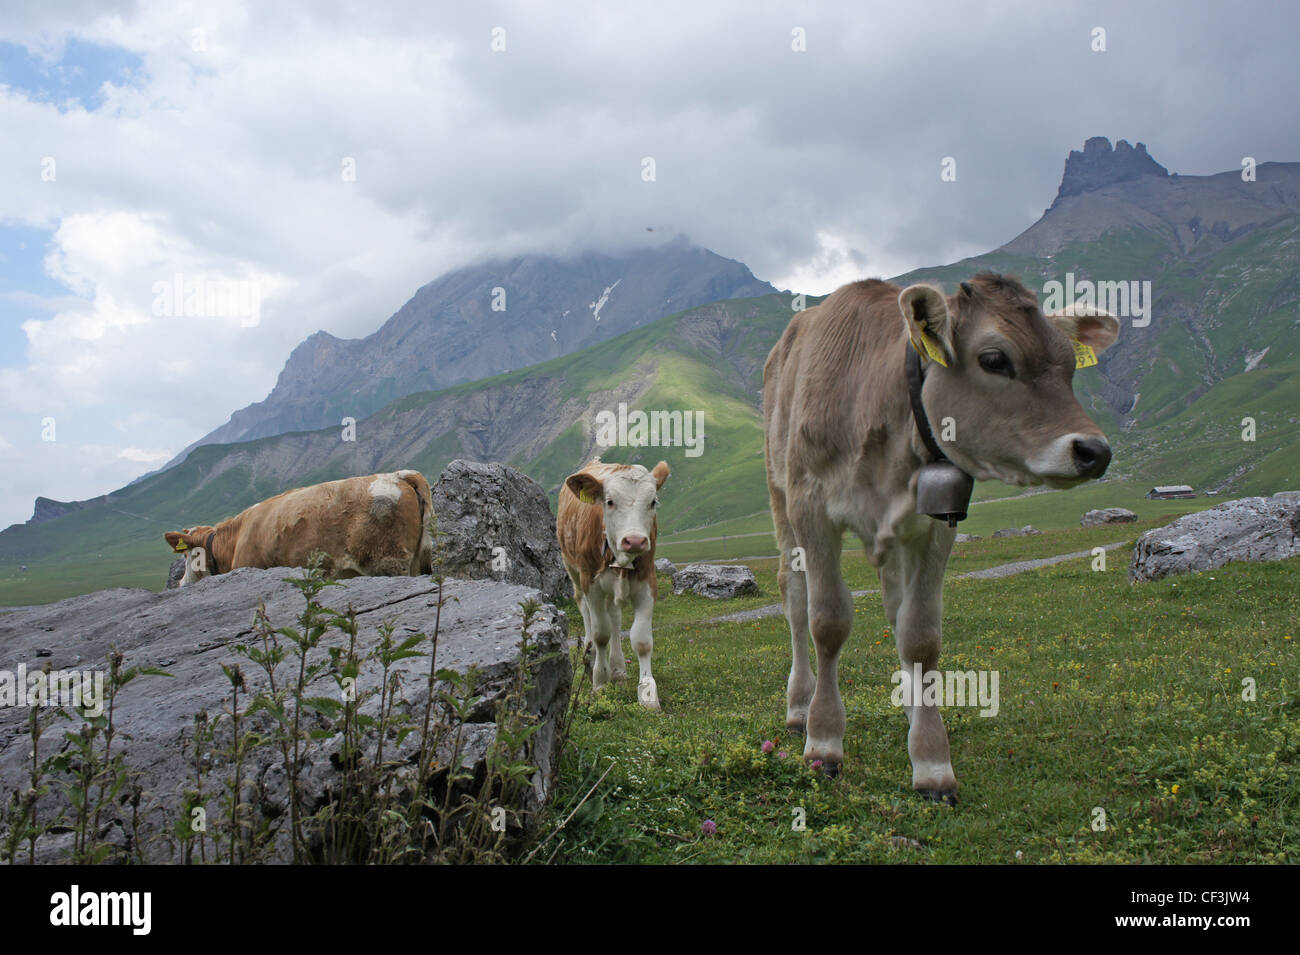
[1050,137,1170,209]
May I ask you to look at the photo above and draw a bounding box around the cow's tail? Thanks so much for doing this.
[396,469,435,575]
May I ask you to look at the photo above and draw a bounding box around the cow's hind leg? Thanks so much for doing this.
[893,528,958,803]
[793,506,852,774]
[774,486,815,733]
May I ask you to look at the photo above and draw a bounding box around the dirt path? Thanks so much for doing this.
[696,540,1130,626]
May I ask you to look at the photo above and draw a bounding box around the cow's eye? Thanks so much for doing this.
[651,498,658,508]
[978,350,1014,377]
[605,498,615,508]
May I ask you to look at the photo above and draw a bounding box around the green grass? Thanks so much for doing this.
[544,531,1300,864]
[658,481,1213,565]
[649,515,1205,636]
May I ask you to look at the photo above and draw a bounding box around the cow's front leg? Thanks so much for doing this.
[796,511,852,774]
[588,588,618,693]
[577,595,596,655]
[894,529,958,803]
[627,578,658,709]
[609,585,628,682]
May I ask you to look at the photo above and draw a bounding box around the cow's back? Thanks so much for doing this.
[228,473,426,575]
[764,279,911,491]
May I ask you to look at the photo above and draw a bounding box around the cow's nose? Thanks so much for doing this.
[1072,437,1112,478]
[621,535,648,552]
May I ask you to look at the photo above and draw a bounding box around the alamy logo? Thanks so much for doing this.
[152,272,262,327]
[594,402,704,457]
[0,665,105,717]
[1042,272,1151,328]
[49,885,151,935]
[891,663,999,717]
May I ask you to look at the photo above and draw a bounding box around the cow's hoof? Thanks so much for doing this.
[819,761,841,779]
[917,788,958,807]
[784,713,807,735]
[611,669,628,683]
[637,678,659,710]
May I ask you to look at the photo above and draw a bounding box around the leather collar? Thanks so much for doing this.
[906,343,950,464]
[204,530,220,575]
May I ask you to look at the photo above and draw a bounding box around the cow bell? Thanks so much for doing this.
[915,461,974,527]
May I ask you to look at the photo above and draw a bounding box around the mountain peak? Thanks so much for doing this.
[1050,136,1169,209]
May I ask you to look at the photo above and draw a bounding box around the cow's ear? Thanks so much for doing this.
[164,531,191,553]
[566,471,604,504]
[899,284,955,367]
[651,461,670,489]
[1046,305,1120,357]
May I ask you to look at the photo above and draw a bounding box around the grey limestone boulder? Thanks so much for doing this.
[672,563,759,599]
[165,557,185,590]
[992,525,1042,539]
[1081,507,1138,527]
[1129,493,1300,582]
[0,568,571,863]
[431,459,568,602]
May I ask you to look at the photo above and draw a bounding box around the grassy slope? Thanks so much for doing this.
[544,524,1299,864]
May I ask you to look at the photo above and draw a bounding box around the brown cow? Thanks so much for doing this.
[764,273,1118,802]
[557,458,670,708]
[164,470,433,585]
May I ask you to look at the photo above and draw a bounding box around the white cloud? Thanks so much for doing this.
[117,446,171,464]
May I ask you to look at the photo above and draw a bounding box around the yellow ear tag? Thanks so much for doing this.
[912,332,949,368]
[173,539,190,552]
[1072,339,1098,369]
[579,488,596,504]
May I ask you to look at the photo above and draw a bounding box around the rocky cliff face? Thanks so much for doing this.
[171,240,774,464]
[25,497,94,526]
[1049,136,1169,210]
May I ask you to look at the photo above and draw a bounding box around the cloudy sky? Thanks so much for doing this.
[1,0,1298,528]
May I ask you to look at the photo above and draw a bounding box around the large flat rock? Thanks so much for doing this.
[0,568,571,863]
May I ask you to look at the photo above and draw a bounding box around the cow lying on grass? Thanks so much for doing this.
[164,470,434,585]
[557,458,670,709]
[764,273,1118,802]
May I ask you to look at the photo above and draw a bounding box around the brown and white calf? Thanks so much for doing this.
[764,273,1118,802]
[164,470,434,585]
[556,458,670,709]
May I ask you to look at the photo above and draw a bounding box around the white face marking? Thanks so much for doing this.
[181,546,212,585]
[600,468,659,568]
[1024,432,1108,487]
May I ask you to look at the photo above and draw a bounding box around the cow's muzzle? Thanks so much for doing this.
[1072,437,1111,479]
